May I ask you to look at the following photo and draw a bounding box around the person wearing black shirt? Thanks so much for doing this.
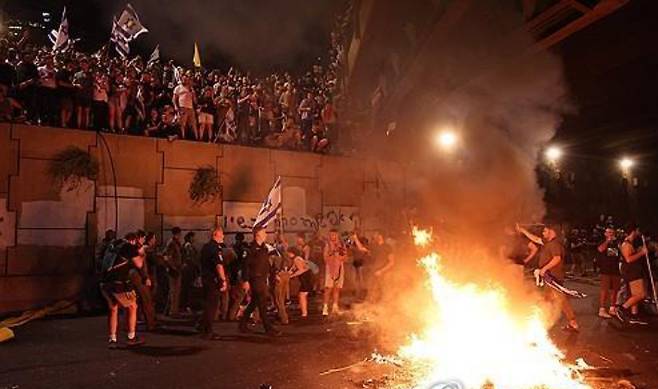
[228,232,249,320]
[100,233,145,349]
[615,223,649,324]
[239,227,281,336]
[596,227,621,318]
[198,228,228,339]
[15,52,38,124]
[0,48,16,93]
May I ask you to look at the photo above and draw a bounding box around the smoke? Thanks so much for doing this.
[124,0,335,72]
[354,2,574,348]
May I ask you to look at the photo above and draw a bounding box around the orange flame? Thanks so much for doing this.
[401,228,590,389]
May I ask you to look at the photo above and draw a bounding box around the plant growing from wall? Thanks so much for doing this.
[189,165,221,204]
[48,146,99,192]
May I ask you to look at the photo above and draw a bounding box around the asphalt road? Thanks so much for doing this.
[1,282,657,389]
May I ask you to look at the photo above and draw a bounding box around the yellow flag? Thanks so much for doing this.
[193,42,202,68]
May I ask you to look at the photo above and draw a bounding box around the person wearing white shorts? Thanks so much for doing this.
[322,229,347,316]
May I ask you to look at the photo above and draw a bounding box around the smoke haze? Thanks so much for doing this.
[356,2,574,346]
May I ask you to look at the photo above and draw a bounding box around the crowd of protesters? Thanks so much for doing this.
[0,4,353,154]
[96,225,395,346]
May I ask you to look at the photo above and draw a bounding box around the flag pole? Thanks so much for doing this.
[641,235,658,311]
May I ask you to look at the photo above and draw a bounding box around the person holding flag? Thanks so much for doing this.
[110,4,149,58]
[238,177,283,336]
[239,226,282,337]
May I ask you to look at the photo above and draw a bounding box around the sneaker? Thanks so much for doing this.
[126,336,145,347]
[108,340,118,350]
[608,306,617,316]
[614,305,628,323]
[321,304,329,316]
[629,315,648,326]
[598,308,612,319]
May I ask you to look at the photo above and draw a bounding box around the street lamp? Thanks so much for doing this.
[434,129,458,152]
[544,146,562,163]
[619,157,634,171]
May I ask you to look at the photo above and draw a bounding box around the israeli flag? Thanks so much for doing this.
[50,7,68,52]
[253,176,282,229]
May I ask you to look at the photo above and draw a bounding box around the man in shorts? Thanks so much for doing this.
[322,229,348,316]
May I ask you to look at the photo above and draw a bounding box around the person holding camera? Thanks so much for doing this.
[597,227,622,318]
[321,229,348,316]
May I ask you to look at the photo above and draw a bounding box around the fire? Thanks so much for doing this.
[412,226,432,247]
[398,229,590,389]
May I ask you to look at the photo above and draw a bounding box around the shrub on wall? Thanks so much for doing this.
[189,165,221,204]
[48,146,99,192]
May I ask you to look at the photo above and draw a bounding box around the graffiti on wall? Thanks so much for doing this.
[282,206,361,233]
[221,201,360,234]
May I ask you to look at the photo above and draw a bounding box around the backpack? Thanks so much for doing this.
[101,240,125,274]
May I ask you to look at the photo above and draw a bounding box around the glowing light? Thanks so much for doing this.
[545,146,562,163]
[619,157,634,171]
[397,228,590,389]
[435,130,458,151]
[412,226,432,247]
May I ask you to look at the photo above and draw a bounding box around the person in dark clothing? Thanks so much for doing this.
[100,232,145,348]
[228,232,249,320]
[597,227,622,318]
[197,228,228,339]
[615,223,649,324]
[15,52,39,124]
[239,227,282,336]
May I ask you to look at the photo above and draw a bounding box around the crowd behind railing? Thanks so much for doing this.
[0,3,354,154]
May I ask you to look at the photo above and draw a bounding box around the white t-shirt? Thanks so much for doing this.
[173,84,194,109]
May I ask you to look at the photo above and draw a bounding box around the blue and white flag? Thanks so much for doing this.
[49,7,69,52]
[110,4,148,58]
[534,269,587,299]
[253,176,282,229]
[111,18,130,58]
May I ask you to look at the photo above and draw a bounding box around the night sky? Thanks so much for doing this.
[2,0,336,73]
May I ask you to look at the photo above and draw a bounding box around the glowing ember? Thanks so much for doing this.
[398,229,590,389]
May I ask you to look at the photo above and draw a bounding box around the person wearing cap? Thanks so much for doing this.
[517,222,579,331]
[615,223,649,324]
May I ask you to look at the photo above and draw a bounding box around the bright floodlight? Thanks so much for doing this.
[619,157,634,170]
[545,146,562,163]
[435,130,457,151]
